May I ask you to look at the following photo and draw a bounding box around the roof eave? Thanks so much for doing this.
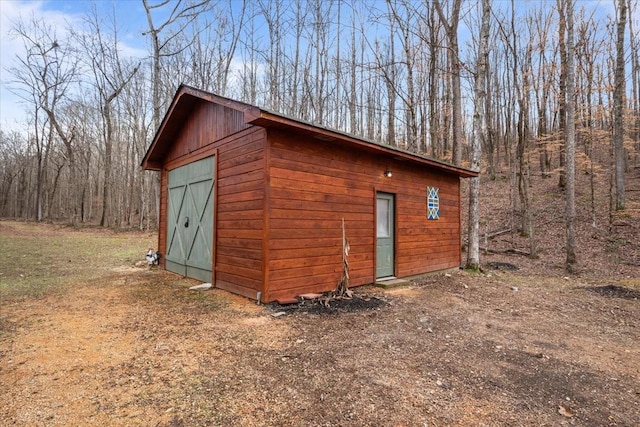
[141,85,261,170]
[142,85,479,179]
[140,86,189,170]
[248,111,479,178]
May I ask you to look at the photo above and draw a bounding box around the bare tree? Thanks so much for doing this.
[613,0,627,210]
[517,15,535,256]
[576,13,603,229]
[557,0,567,189]
[565,0,577,272]
[8,18,78,222]
[258,0,285,110]
[386,0,419,152]
[380,26,397,146]
[348,7,359,135]
[531,8,554,177]
[0,131,29,217]
[466,0,491,270]
[434,0,463,165]
[142,0,211,131]
[76,8,140,227]
[629,0,640,159]
[426,2,444,159]
[293,0,310,117]
[370,3,398,147]
[311,0,332,125]
[3,0,638,235]
[237,1,261,104]
[217,1,246,96]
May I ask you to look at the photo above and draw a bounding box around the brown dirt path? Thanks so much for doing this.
[2,267,639,426]
[1,220,639,426]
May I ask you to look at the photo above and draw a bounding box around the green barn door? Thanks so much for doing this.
[166,156,214,282]
[376,192,395,278]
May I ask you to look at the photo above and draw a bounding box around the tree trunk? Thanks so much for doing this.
[349,15,357,135]
[34,109,44,222]
[557,0,567,188]
[565,0,577,272]
[101,104,113,227]
[466,0,491,270]
[428,5,440,158]
[613,0,627,210]
[450,31,463,165]
[434,0,462,165]
[385,17,396,146]
[628,0,639,160]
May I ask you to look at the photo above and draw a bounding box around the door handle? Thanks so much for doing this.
[184,216,189,228]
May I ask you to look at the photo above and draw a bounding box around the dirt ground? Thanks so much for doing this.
[0,220,638,426]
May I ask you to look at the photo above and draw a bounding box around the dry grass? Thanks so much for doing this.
[0,222,155,300]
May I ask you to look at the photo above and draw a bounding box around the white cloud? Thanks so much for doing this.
[0,0,148,133]
[0,1,82,132]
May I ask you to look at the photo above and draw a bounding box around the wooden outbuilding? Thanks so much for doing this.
[141,85,478,303]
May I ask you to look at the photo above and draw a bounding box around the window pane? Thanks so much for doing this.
[377,199,390,237]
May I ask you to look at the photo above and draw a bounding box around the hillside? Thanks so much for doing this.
[461,161,640,279]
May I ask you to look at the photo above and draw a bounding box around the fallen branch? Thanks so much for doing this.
[480,247,531,257]
[485,228,511,239]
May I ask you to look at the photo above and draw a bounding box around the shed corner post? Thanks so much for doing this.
[261,129,271,303]
[458,177,463,267]
[212,150,219,288]
[159,167,168,269]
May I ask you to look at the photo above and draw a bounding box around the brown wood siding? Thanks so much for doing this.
[214,128,265,299]
[265,128,461,302]
[393,172,461,277]
[164,100,249,165]
[157,120,265,300]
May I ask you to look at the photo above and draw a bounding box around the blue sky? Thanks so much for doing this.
[0,0,624,134]
[0,0,151,132]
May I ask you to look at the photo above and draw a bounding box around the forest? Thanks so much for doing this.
[0,0,638,268]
